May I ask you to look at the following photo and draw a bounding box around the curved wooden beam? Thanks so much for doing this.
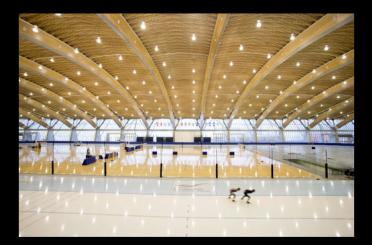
[19,56,113,128]
[19,121,26,128]
[257,50,354,127]
[229,14,354,121]
[19,77,96,128]
[200,14,230,120]
[309,97,354,129]
[19,18,147,128]
[283,77,354,128]
[19,108,49,128]
[336,113,354,129]
[98,14,176,128]
[20,94,73,128]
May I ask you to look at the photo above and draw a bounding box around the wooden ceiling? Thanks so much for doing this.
[19,13,354,128]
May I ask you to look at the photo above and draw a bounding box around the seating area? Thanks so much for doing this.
[82,156,96,165]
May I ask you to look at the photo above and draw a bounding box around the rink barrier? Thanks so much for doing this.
[19,141,354,146]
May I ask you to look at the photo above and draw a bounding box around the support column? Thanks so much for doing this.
[279,128,285,142]
[70,127,78,142]
[46,127,54,141]
[94,127,101,142]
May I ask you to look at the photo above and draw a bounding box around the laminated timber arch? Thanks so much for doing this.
[309,97,354,129]
[228,14,354,123]
[19,56,113,128]
[19,18,148,128]
[283,77,354,128]
[98,14,176,128]
[200,14,230,120]
[19,78,96,128]
[19,108,49,128]
[20,94,73,128]
[336,113,354,129]
[256,50,354,128]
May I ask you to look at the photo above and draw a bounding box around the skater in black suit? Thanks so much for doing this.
[228,188,240,202]
[241,189,255,203]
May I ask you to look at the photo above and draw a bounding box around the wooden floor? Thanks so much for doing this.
[19,143,318,179]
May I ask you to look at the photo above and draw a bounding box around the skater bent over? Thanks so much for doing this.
[228,188,240,202]
[241,189,255,203]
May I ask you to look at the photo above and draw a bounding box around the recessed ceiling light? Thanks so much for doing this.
[236,90,240,94]
[218,85,222,89]
[23,72,28,77]
[243,80,247,85]
[256,20,262,28]
[279,90,283,94]
[312,69,316,74]
[149,90,152,94]
[118,55,123,61]
[132,69,137,75]
[342,54,347,60]
[336,95,340,99]
[249,104,252,107]
[114,75,119,80]
[267,53,272,59]
[96,37,102,44]
[324,45,329,51]
[107,91,111,95]
[252,69,257,74]
[285,104,288,107]
[256,95,259,99]
[162,62,167,67]
[168,75,171,80]
[158,107,161,111]
[192,68,196,73]
[154,45,159,52]
[296,95,300,99]
[134,95,137,99]
[293,80,297,85]
[229,61,234,67]
[320,104,324,107]
[307,99,311,103]
[98,63,103,68]
[323,91,326,95]
[307,111,311,114]
[269,99,273,103]
[239,44,244,51]
[32,25,39,33]
[296,62,301,67]
[277,75,282,80]
[276,111,279,114]
[290,33,296,41]
[192,99,195,103]
[49,83,53,87]
[142,80,146,85]
[155,99,158,103]
[81,100,85,104]
[50,57,55,63]
[343,81,347,85]
[74,48,79,54]
[192,80,196,84]
[345,100,349,103]
[192,107,195,111]
[332,75,336,80]
[117,100,120,103]
[77,71,81,76]
[192,90,195,94]
[212,103,216,107]
[125,107,128,111]
[176,103,179,107]
[231,99,234,102]
[140,21,146,30]
[265,85,269,90]
[191,33,196,41]
[171,85,175,89]
[311,86,315,90]
[174,95,177,98]
[223,74,226,79]
[55,13,62,16]
[215,94,218,98]
[126,86,130,90]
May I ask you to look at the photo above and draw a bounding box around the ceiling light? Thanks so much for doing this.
[32,25,39,33]
[162,62,167,67]
[311,86,315,90]
[81,100,85,104]
[336,95,340,99]
[323,91,326,95]
[276,111,279,114]
[192,107,195,111]
[140,103,143,107]
[279,90,283,94]
[342,54,347,60]
[296,62,300,67]
[154,99,158,103]
[239,44,244,51]
[140,21,146,30]
[332,75,336,80]
[296,95,300,99]
[77,71,81,76]
[176,103,179,107]
[249,104,252,107]
[74,48,79,54]
[171,85,175,89]
[50,57,55,63]
[154,45,159,52]
[285,104,288,107]
[312,69,316,74]
[192,68,196,73]
[290,33,296,41]
[192,90,195,94]
[343,81,347,85]
[117,100,120,103]
[23,72,28,77]
[133,69,137,74]
[126,86,130,90]
[142,80,146,85]
[307,111,311,114]
[320,104,324,107]
[218,85,222,89]
[118,55,123,61]
[277,75,281,80]
[243,80,247,84]
[98,63,103,68]
[114,75,118,80]
[345,100,349,103]
[192,80,196,84]
[324,45,329,51]
[212,103,216,107]
[168,75,171,79]
[96,37,102,44]
[265,85,269,90]
[256,20,262,28]
[174,95,177,98]
[340,111,343,114]
[49,83,53,87]
[229,61,234,67]
[244,111,247,114]
[307,99,311,103]
[269,99,272,103]
[215,94,218,98]
[94,82,98,86]
[236,90,240,94]
[293,80,297,85]
[125,108,128,111]
[223,74,226,79]
[107,91,111,95]
[252,69,257,74]
[149,90,152,94]
[267,53,272,59]
[134,95,137,98]
[68,92,71,96]
[192,99,195,103]
[158,107,161,111]
[256,95,259,99]
[92,108,95,111]
[231,99,234,102]
[55,13,62,16]
[191,33,196,41]
[47,100,51,104]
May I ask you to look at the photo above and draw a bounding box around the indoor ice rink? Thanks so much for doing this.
[19,13,354,237]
